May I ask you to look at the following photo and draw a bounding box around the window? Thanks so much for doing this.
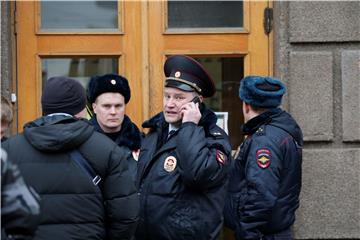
[42,57,118,89]
[40,1,119,32]
[167,1,243,29]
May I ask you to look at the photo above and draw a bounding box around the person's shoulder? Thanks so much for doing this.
[2,133,26,149]
[251,125,286,149]
[208,124,228,139]
[85,131,118,150]
[207,125,232,152]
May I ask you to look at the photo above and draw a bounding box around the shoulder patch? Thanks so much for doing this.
[256,148,271,169]
[216,150,227,165]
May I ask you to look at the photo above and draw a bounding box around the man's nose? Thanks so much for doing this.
[110,106,116,113]
[165,98,176,107]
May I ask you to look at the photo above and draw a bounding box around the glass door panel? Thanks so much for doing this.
[167,1,243,29]
[41,57,118,89]
[194,57,244,149]
[40,0,119,32]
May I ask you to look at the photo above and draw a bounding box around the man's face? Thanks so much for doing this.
[163,87,195,124]
[92,92,125,133]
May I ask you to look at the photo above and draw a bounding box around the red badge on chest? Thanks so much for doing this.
[256,148,271,169]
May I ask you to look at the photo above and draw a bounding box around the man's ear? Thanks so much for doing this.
[199,95,204,102]
[92,102,97,114]
[244,102,251,114]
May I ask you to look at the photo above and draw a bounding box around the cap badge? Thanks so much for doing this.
[174,71,181,78]
[110,79,116,85]
[164,156,177,172]
[256,148,271,169]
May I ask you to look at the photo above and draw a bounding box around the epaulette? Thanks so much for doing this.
[209,130,224,138]
[255,126,266,136]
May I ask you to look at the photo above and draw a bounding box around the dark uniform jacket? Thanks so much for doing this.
[90,115,142,181]
[224,108,303,240]
[1,149,40,240]
[2,115,140,240]
[136,107,232,240]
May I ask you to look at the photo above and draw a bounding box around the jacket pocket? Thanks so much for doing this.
[166,200,201,240]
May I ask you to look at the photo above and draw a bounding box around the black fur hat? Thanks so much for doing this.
[87,73,131,104]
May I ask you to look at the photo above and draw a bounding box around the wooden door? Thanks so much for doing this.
[16,1,145,128]
[15,0,272,147]
[146,1,272,149]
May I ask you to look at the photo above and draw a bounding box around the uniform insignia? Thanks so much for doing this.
[175,71,181,78]
[164,156,177,172]
[213,132,222,136]
[256,127,265,136]
[132,150,140,161]
[110,79,116,85]
[256,148,271,169]
[216,150,227,165]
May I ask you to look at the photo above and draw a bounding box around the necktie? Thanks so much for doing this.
[167,130,176,140]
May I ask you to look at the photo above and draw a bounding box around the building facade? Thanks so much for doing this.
[1,1,360,239]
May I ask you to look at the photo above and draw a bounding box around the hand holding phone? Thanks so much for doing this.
[181,96,202,124]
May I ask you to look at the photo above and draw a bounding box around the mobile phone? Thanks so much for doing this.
[191,96,201,105]
[190,96,204,111]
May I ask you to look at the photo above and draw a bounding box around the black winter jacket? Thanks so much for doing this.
[224,108,303,240]
[2,115,140,240]
[90,115,142,181]
[136,107,232,240]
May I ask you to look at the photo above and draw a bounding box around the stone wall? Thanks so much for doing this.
[274,1,360,239]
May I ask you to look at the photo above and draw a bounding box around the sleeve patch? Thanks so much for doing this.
[216,150,227,165]
[256,148,271,169]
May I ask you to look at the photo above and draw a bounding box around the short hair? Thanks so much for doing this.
[250,104,268,113]
[1,96,13,125]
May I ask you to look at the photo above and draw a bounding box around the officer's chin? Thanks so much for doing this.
[165,116,182,126]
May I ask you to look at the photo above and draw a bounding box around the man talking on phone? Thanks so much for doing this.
[135,55,232,240]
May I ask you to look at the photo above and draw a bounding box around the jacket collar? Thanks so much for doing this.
[241,108,282,135]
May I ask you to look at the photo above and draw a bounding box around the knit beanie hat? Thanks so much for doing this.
[41,76,86,116]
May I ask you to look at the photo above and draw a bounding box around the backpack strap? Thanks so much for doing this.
[69,149,101,186]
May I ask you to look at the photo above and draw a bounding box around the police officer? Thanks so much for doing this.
[136,55,232,240]
[224,76,303,240]
[87,74,142,180]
